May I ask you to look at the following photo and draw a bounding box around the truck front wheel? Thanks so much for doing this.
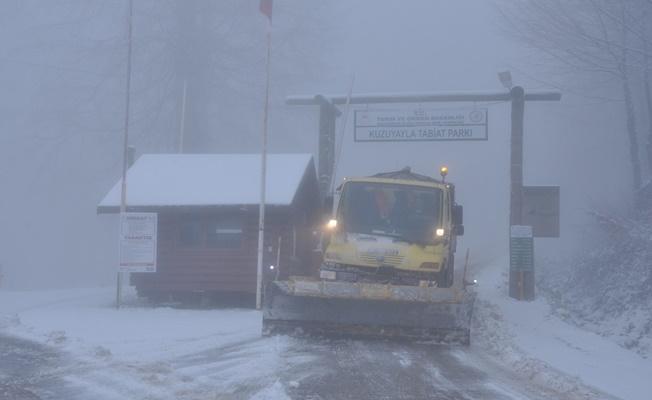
[438,254,455,288]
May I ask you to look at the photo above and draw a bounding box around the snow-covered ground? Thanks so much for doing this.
[470,260,650,400]
[0,259,649,399]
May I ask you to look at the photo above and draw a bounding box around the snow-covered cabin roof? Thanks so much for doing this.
[97,153,316,213]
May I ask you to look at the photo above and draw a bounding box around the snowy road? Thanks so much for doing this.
[0,333,92,399]
[1,262,647,399]
[169,335,622,400]
[1,331,616,400]
[246,338,585,400]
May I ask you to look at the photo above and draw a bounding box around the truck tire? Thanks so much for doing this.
[439,253,455,288]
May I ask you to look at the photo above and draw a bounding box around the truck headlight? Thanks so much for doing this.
[435,228,445,237]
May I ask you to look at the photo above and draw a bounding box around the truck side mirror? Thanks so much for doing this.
[452,204,463,226]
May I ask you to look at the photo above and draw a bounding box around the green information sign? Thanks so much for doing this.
[510,236,534,272]
[509,225,535,300]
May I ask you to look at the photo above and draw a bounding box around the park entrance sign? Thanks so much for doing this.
[354,108,488,142]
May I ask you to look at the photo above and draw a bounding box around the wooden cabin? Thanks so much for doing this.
[97,153,322,304]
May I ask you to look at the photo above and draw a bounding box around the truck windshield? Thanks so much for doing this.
[338,181,443,244]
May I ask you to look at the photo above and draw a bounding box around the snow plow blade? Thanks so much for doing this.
[262,278,476,345]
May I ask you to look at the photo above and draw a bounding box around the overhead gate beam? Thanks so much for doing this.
[285,89,561,198]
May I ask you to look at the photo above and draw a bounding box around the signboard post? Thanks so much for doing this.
[116,212,157,309]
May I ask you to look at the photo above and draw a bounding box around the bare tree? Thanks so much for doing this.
[2,1,335,164]
[132,0,336,154]
[495,0,652,193]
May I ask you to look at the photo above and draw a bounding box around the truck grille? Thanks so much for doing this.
[358,253,404,267]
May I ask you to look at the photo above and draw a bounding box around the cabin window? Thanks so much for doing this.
[177,214,244,250]
[207,216,243,249]
[179,215,202,247]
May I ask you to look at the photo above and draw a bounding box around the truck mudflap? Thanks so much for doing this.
[262,277,476,345]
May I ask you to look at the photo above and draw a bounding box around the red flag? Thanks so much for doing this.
[259,0,273,22]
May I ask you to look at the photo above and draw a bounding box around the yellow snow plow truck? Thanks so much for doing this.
[262,166,475,345]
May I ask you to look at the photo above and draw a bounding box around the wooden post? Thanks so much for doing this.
[318,103,339,197]
[509,86,525,227]
[508,87,535,301]
[275,236,281,280]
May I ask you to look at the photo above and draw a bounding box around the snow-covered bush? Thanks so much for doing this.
[538,209,652,357]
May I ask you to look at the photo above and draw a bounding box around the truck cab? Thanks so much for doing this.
[320,167,463,287]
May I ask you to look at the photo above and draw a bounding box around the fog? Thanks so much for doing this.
[0,1,635,290]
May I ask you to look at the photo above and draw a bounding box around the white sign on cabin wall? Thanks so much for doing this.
[119,212,157,273]
[354,108,488,142]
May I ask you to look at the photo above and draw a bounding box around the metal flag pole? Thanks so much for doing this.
[118,0,134,310]
[256,0,273,310]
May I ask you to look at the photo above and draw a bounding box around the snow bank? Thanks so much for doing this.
[0,287,295,399]
[469,259,650,400]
